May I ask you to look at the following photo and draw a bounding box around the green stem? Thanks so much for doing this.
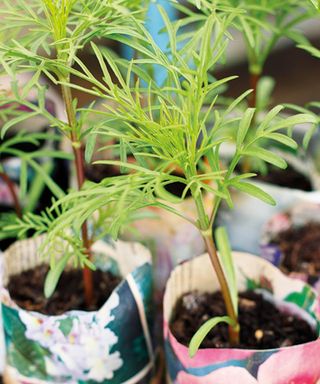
[209,196,221,229]
[193,191,240,345]
[60,80,94,308]
[202,233,239,345]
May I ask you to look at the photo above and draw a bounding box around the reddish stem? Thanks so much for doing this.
[249,72,260,109]
[72,138,94,308]
[61,84,94,308]
[203,234,240,345]
[0,171,22,218]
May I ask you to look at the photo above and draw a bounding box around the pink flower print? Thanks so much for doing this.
[176,367,258,384]
[19,311,65,348]
[257,341,320,384]
[266,213,291,236]
[167,326,254,369]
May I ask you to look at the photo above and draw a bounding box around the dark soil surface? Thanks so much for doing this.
[170,290,317,349]
[7,265,121,315]
[272,222,320,277]
[257,166,312,191]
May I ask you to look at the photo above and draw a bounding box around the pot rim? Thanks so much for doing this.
[164,251,320,353]
[165,319,320,354]
[1,236,152,318]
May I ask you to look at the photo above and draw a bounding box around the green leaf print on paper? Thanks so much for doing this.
[59,317,74,337]
[284,286,317,315]
[244,273,273,294]
[2,305,50,380]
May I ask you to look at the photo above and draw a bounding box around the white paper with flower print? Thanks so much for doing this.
[18,292,123,382]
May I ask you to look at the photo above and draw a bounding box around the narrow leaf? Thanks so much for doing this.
[267,114,316,133]
[1,112,39,138]
[85,133,97,163]
[298,44,320,58]
[267,133,298,149]
[240,17,255,47]
[232,181,276,205]
[257,105,284,134]
[189,316,236,358]
[44,253,70,298]
[215,227,238,315]
[28,159,65,198]
[236,108,255,147]
[244,147,287,169]
[303,124,316,149]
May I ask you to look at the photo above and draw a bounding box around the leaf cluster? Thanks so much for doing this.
[0,2,317,325]
[0,0,151,241]
[178,0,319,74]
[7,8,316,270]
[0,0,148,66]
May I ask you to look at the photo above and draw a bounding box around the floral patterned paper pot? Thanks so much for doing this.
[163,252,320,383]
[1,236,154,383]
[261,201,320,292]
[216,180,320,256]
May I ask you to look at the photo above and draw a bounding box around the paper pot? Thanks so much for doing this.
[217,120,320,256]
[216,180,320,255]
[1,236,153,383]
[261,201,320,292]
[163,252,320,383]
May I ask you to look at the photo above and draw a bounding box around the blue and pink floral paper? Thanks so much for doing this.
[164,252,320,384]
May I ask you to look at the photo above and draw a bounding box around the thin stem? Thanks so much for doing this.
[202,232,239,345]
[60,81,94,308]
[0,171,22,218]
[209,196,221,229]
[242,69,261,173]
[193,191,239,345]
[194,193,210,229]
[249,72,260,109]
[210,152,241,228]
